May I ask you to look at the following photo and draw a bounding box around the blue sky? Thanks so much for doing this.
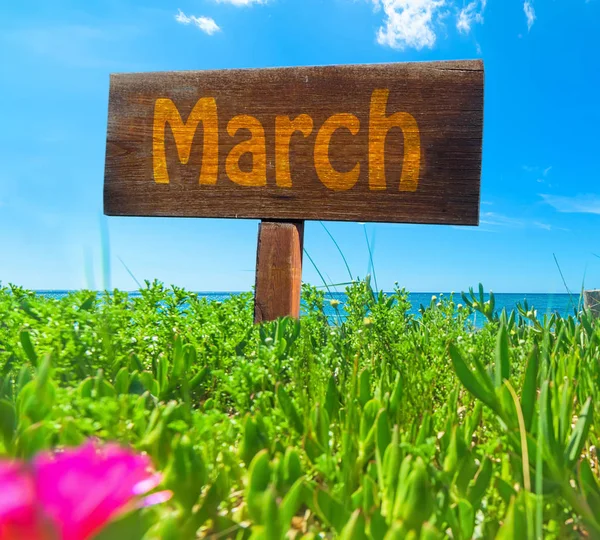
[0,0,598,293]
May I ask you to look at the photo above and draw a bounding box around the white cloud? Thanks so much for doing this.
[175,10,221,35]
[371,0,446,50]
[480,211,560,231]
[524,1,535,30]
[523,164,552,184]
[457,0,486,34]
[537,166,552,184]
[216,0,266,4]
[541,194,600,215]
[369,0,490,50]
[480,211,525,228]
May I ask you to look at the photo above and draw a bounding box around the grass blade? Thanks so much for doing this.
[520,346,539,432]
[319,221,353,280]
[553,253,574,309]
[363,224,378,293]
[495,323,510,388]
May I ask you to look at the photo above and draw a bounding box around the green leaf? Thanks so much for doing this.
[464,402,482,445]
[91,509,151,540]
[139,372,159,397]
[263,487,282,538]
[443,426,467,475]
[16,421,53,458]
[381,426,401,518]
[183,344,196,373]
[0,399,16,449]
[241,414,269,467]
[360,399,381,442]
[280,478,306,529]
[495,477,517,505]
[359,369,372,408]
[467,457,492,509]
[457,499,475,540]
[249,450,272,492]
[565,397,593,468]
[59,418,85,447]
[394,457,433,530]
[19,330,38,367]
[18,366,56,424]
[520,347,539,432]
[361,474,378,514]
[276,383,304,435]
[283,447,303,487]
[314,489,351,533]
[495,494,528,540]
[172,336,184,380]
[578,461,600,518]
[388,372,403,418]
[164,435,206,511]
[420,522,444,540]
[494,323,510,388]
[247,450,272,523]
[383,522,409,539]
[79,295,96,311]
[324,375,340,421]
[415,413,431,446]
[94,371,116,399]
[311,404,330,451]
[189,366,209,392]
[558,381,572,446]
[540,381,560,470]
[17,367,33,393]
[303,431,324,464]
[114,367,130,395]
[368,509,389,540]
[156,355,169,396]
[375,409,391,461]
[78,377,94,399]
[449,344,498,411]
[181,474,226,538]
[339,510,367,540]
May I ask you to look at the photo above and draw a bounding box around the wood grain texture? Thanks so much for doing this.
[254,221,304,323]
[104,60,483,225]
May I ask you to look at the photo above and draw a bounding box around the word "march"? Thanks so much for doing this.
[153,89,421,192]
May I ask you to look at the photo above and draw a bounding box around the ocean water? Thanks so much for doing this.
[34,290,580,323]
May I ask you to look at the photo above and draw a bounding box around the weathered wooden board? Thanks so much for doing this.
[104,60,483,225]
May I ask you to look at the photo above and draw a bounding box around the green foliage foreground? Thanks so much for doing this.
[1,280,600,539]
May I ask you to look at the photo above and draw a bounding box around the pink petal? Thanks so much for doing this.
[0,461,35,522]
[0,461,51,540]
[132,473,162,496]
[139,491,173,508]
[33,441,162,540]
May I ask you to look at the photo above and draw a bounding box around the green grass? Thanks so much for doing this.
[0,279,599,539]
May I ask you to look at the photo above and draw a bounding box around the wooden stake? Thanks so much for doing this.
[254,220,304,323]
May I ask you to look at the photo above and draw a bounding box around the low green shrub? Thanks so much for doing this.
[0,279,598,539]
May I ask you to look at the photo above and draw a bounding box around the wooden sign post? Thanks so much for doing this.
[104,60,484,323]
[254,221,304,323]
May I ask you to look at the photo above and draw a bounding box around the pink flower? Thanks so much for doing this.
[0,461,50,540]
[0,441,171,540]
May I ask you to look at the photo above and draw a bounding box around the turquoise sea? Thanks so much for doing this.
[35,290,580,323]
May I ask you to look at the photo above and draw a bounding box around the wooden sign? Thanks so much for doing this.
[103,60,484,322]
[104,60,483,225]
